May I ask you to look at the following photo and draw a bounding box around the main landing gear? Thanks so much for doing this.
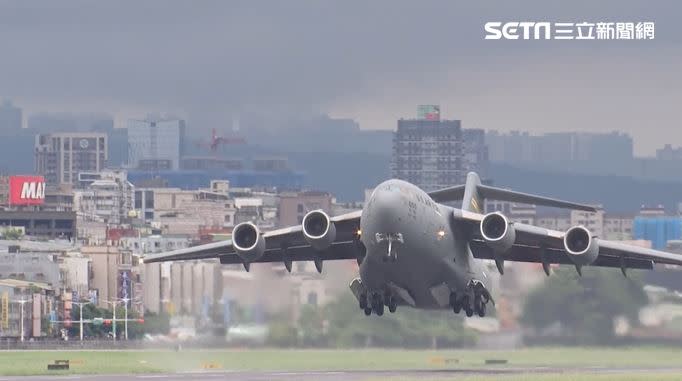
[359,291,398,316]
[450,281,493,318]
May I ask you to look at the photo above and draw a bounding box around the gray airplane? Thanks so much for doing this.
[145,172,682,318]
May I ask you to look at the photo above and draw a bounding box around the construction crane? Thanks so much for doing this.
[195,128,246,153]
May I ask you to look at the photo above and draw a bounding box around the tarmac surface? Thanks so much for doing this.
[3,367,682,381]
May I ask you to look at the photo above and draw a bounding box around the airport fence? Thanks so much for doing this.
[0,338,228,350]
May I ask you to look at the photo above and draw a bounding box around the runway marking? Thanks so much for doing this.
[270,371,346,376]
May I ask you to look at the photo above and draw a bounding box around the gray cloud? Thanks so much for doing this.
[0,0,680,154]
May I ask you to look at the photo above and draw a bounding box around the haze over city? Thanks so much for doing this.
[1,0,680,155]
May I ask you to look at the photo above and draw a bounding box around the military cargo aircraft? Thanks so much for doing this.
[145,172,682,318]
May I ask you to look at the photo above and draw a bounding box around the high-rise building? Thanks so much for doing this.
[128,119,185,170]
[35,132,108,185]
[462,128,489,179]
[392,106,470,191]
[0,100,22,130]
[485,130,633,175]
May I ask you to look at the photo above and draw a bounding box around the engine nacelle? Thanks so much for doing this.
[232,222,266,262]
[480,212,516,252]
[302,210,337,251]
[563,226,599,266]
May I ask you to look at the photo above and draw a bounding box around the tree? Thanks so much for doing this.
[2,228,22,240]
[267,321,298,347]
[298,304,326,346]
[142,311,171,336]
[522,267,648,345]
[323,293,476,348]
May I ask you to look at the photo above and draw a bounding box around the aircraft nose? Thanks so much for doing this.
[370,187,403,231]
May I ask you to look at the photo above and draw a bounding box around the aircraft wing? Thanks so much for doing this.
[144,211,363,266]
[452,209,682,271]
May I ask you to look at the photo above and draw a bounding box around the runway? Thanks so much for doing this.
[3,367,682,381]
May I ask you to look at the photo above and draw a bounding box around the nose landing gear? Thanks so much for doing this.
[375,233,403,262]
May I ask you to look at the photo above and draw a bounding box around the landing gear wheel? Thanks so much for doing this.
[477,300,486,318]
[363,307,372,316]
[388,297,397,313]
[359,294,368,310]
[465,307,474,317]
[449,292,461,314]
[371,294,384,316]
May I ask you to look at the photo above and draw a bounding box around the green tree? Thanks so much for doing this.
[142,311,171,335]
[522,267,648,345]
[267,321,298,347]
[324,293,475,348]
[298,304,326,346]
[2,228,22,240]
[66,303,112,338]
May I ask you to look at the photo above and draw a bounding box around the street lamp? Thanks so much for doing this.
[12,299,31,342]
[105,299,122,341]
[71,299,91,341]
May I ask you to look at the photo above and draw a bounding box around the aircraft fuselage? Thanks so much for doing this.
[359,179,487,309]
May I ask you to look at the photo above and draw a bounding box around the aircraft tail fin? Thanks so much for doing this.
[429,172,597,213]
[461,172,485,212]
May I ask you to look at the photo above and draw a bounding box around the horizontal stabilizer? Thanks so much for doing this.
[428,173,596,212]
[428,185,465,203]
[476,184,597,212]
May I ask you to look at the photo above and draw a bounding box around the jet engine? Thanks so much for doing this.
[232,222,266,262]
[480,212,516,252]
[302,210,337,251]
[563,226,599,266]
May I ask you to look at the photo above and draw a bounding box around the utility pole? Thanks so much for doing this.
[105,300,120,341]
[12,299,30,342]
[72,299,91,341]
[121,297,130,340]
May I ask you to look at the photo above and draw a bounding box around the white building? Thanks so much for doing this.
[570,208,605,238]
[120,234,192,255]
[74,170,134,225]
[536,214,573,232]
[127,118,185,170]
[485,200,537,225]
[603,215,634,240]
[35,132,107,185]
[135,188,237,236]
[59,253,92,297]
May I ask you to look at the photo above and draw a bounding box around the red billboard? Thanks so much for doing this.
[8,176,46,206]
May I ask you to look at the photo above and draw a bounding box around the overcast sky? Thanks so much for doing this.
[1,1,680,155]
